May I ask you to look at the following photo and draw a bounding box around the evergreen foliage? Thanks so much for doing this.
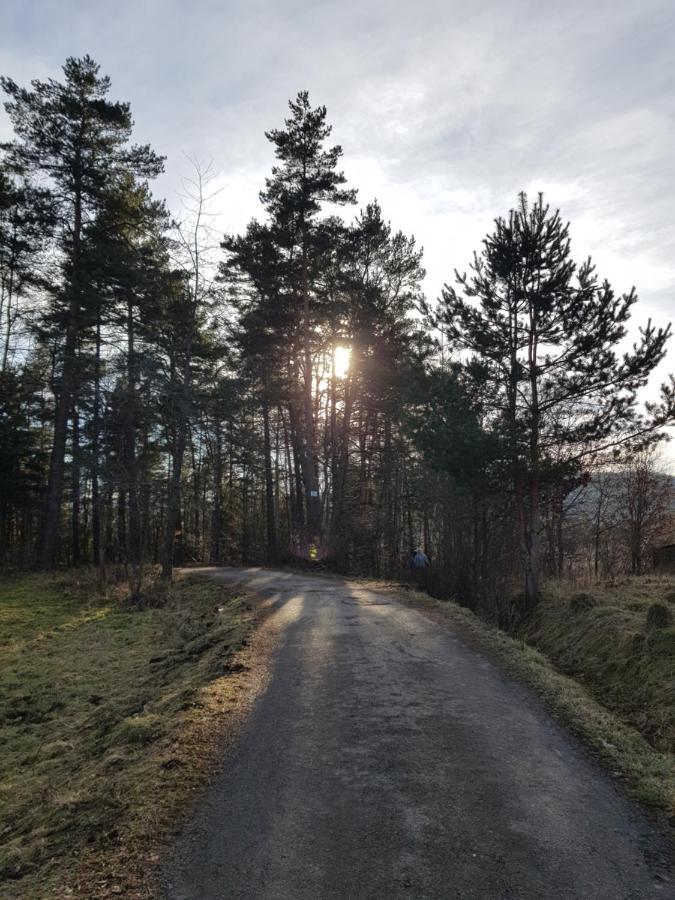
[0,63,672,613]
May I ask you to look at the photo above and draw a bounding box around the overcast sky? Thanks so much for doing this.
[1,0,673,454]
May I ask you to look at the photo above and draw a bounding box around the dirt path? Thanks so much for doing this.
[161,568,674,899]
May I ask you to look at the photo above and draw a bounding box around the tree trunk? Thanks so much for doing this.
[117,490,126,563]
[71,405,81,566]
[210,425,223,562]
[262,398,278,562]
[39,182,83,568]
[92,318,102,568]
[124,296,142,596]
[161,420,187,581]
[40,324,78,567]
[301,234,320,549]
[523,296,541,610]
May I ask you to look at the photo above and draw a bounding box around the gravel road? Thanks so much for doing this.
[162,567,674,900]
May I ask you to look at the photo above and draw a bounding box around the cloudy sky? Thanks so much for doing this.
[1,0,673,451]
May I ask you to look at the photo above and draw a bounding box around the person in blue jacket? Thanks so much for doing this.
[411,549,430,569]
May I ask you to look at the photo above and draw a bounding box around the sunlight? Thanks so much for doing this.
[333,345,351,378]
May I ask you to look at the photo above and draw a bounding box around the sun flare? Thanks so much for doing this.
[333,345,351,378]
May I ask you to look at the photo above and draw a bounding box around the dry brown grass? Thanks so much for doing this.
[0,570,258,899]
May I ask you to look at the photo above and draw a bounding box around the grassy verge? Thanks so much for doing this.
[358,577,675,824]
[522,576,675,756]
[0,570,256,899]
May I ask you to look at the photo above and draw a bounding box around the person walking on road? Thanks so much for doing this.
[412,549,430,569]
[410,548,430,588]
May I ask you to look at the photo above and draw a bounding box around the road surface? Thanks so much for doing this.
[162,568,674,899]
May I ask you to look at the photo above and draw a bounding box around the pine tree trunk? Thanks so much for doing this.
[125,297,142,596]
[71,405,81,566]
[39,182,83,568]
[40,325,78,567]
[141,427,151,563]
[210,425,223,562]
[280,409,298,545]
[330,359,356,563]
[287,402,306,544]
[383,416,397,575]
[262,398,278,562]
[301,239,320,549]
[92,318,102,568]
[117,490,126,563]
[241,461,250,565]
[190,431,201,559]
[524,299,541,610]
[161,420,187,581]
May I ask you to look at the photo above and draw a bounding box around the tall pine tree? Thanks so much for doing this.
[1,56,164,566]
[440,192,674,608]
[259,91,357,549]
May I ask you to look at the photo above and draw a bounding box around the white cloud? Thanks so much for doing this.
[1,0,673,452]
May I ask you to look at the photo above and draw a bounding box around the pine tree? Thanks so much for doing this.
[81,175,172,586]
[259,91,357,549]
[327,202,427,565]
[439,192,674,608]
[1,56,164,566]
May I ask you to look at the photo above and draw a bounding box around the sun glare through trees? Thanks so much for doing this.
[333,345,351,378]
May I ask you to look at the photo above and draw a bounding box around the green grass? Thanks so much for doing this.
[523,576,675,756]
[0,571,102,649]
[0,570,255,898]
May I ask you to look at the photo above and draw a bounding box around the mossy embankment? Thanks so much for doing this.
[522,577,675,758]
[0,570,256,899]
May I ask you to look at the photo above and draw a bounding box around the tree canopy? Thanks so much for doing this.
[1,62,672,614]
